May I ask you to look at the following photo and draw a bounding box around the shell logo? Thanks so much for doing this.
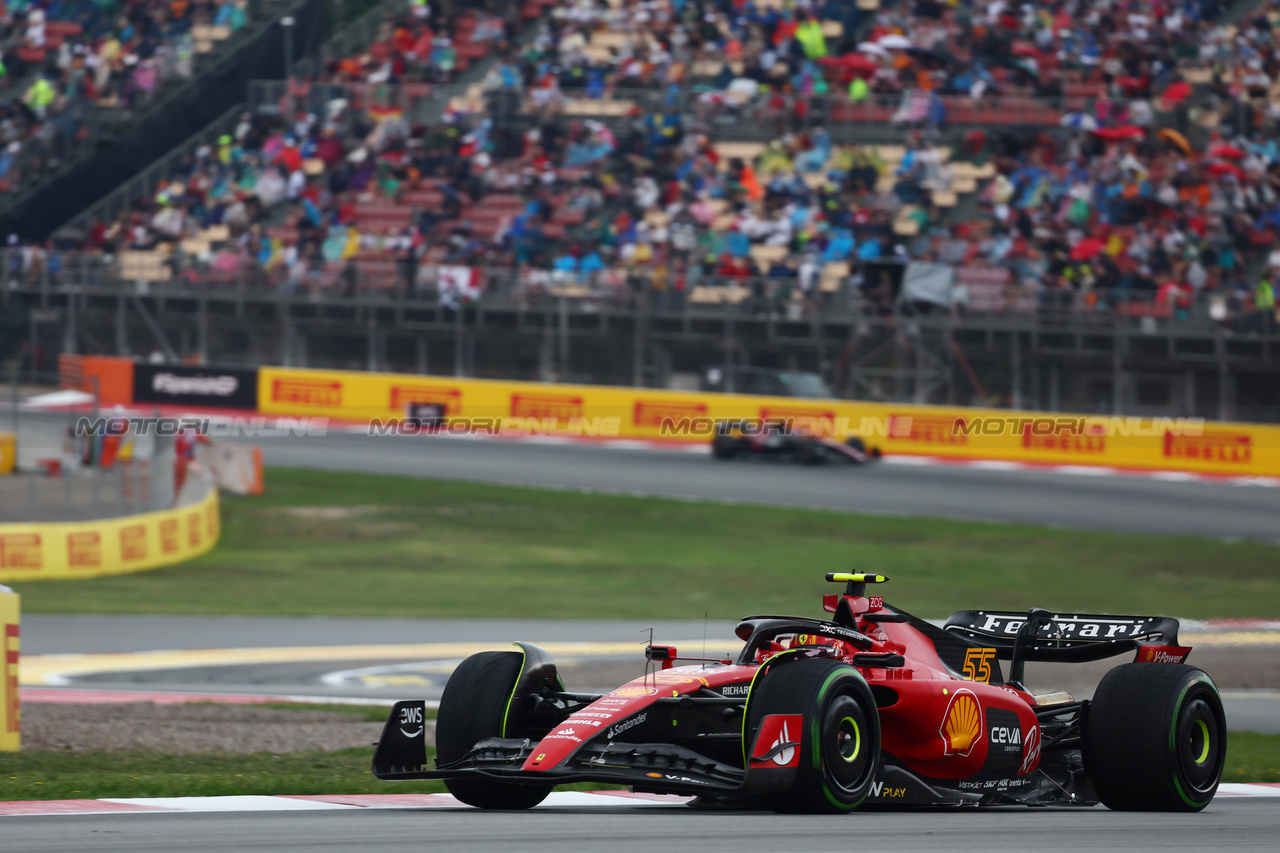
[610,686,659,698]
[939,689,983,757]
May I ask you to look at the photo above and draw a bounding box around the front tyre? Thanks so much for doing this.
[1083,663,1226,811]
[746,659,881,813]
[436,651,551,809]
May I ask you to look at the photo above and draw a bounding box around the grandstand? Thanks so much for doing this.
[4,0,1280,422]
[0,0,298,197]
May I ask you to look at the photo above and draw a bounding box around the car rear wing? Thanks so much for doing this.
[943,610,1184,669]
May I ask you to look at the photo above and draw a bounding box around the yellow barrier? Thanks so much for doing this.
[0,588,17,750]
[0,432,14,475]
[257,367,1280,479]
[0,488,220,582]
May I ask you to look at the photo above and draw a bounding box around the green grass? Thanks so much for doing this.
[0,747,445,801]
[10,468,1280,620]
[1,735,1276,801]
[1223,732,1280,784]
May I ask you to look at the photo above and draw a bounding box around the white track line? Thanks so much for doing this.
[0,792,690,816]
[100,796,354,813]
[4,786,1277,816]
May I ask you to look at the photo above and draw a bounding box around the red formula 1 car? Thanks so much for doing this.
[373,574,1226,813]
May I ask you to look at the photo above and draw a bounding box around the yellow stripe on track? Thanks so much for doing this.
[1181,632,1280,647]
[19,641,673,686]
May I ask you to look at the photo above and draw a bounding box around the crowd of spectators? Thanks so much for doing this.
[43,88,976,312]
[20,77,1269,336]
[316,0,526,86]
[494,0,1272,108]
[941,122,1280,328]
[4,0,1278,334]
[0,0,262,193]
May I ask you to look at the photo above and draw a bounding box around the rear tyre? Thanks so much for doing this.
[746,659,881,813]
[712,436,739,459]
[436,651,551,809]
[1083,663,1226,811]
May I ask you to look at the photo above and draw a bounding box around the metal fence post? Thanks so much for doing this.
[454,306,464,378]
[90,376,101,520]
[63,452,72,521]
[558,296,569,379]
[8,366,16,440]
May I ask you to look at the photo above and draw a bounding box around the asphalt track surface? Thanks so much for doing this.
[6,800,1279,853]
[256,430,1280,540]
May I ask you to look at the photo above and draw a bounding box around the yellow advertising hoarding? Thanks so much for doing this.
[257,366,1280,479]
[0,432,15,475]
[0,489,220,582]
[0,590,18,750]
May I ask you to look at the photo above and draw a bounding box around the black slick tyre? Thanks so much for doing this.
[746,659,880,813]
[1083,663,1226,811]
[712,436,738,459]
[436,651,551,809]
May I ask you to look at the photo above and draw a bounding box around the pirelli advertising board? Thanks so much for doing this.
[0,588,17,750]
[0,489,220,583]
[256,366,1280,479]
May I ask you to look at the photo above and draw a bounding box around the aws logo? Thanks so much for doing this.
[940,689,983,757]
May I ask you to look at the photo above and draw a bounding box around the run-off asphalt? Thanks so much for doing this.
[4,800,1278,853]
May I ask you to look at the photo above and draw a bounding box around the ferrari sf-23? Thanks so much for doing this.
[373,574,1225,813]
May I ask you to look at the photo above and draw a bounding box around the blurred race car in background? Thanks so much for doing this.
[373,573,1224,813]
[711,419,882,464]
